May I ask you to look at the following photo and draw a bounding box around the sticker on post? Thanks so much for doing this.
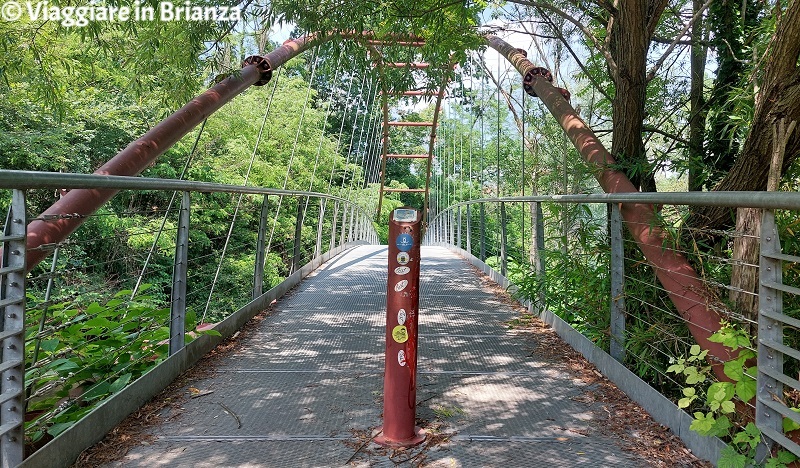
[392,325,409,343]
[394,266,410,275]
[397,350,407,366]
[397,309,407,325]
[396,233,413,252]
[397,252,410,265]
[394,280,408,292]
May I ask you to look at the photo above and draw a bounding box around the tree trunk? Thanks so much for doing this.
[729,208,760,335]
[688,0,709,192]
[690,0,800,230]
[608,0,667,193]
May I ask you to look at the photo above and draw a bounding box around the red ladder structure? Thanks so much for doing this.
[370,40,450,226]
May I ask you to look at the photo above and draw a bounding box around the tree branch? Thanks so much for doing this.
[646,0,712,82]
[505,0,618,74]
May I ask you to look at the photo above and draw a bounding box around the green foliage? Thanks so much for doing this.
[25,286,174,442]
[668,323,795,467]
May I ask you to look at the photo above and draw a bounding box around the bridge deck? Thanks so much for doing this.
[98,246,677,467]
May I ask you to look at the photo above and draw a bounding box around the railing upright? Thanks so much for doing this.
[169,192,190,356]
[0,189,26,467]
[479,203,486,261]
[449,210,455,245]
[466,204,472,255]
[331,201,339,251]
[253,194,269,299]
[456,205,462,249]
[757,208,795,454]
[340,204,348,246]
[315,200,325,258]
[500,201,508,277]
[291,197,306,274]
[609,203,626,363]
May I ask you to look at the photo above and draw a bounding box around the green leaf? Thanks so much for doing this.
[718,446,747,468]
[40,339,60,352]
[783,408,800,432]
[682,387,696,397]
[777,450,797,464]
[735,378,756,403]
[202,329,222,337]
[47,422,74,437]
[108,373,132,394]
[723,359,744,381]
[689,344,701,356]
[720,401,736,414]
[81,381,111,401]
[678,396,696,409]
[667,363,685,374]
[686,372,706,385]
[707,382,735,405]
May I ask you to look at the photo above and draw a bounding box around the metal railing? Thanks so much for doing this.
[0,170,378,466]
[424,191,800,463]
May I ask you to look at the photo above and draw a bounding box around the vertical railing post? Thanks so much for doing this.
[532,201,545,313]
[253,194,269,299]
[466,204,472,255]
[449,210,455,245]
[757,208,784,447]
[500,201,508,277]
[456,205,462,249]
[348,204,356,243]
[341,204,349,246]
[1,189,26,467]
[169,191,190,356]
[609,203,626,362]
[479,203,486,261]
[291,197,306,274]
[315,199,325,258]
[331,201,339,250]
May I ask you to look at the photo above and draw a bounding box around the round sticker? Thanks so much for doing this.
[394,266,410,275]
[392,325,409,343]
[396,233,413,252]
[394,280,408,292]
[397,252,410,265]
[397,350,407,366]
[397,309,407,325]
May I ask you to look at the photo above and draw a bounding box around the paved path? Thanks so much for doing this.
[105,245,647,467]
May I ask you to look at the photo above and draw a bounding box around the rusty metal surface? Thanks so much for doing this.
[484,34,735,378]
[99,246,647,467]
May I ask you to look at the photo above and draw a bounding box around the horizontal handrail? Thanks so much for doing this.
[433,191,800,212]
[0,170,371,215]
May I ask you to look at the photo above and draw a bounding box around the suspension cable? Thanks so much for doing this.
[201,65,285,323]
[259,49,322,290]
[131,117,208,299]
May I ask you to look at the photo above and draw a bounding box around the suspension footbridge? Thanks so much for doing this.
[2,28,800,468]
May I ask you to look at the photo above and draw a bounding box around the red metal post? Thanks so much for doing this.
[376,208,425,447]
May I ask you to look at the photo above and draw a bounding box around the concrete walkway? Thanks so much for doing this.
[104,245,649,467]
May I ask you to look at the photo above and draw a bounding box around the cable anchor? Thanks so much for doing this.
[242,55,273,86]
[522,66,571,101]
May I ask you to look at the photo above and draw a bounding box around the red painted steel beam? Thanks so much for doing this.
[24,34,323,271]
[484,35,736,377]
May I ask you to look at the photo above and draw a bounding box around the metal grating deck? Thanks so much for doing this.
[102,245,649,467]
